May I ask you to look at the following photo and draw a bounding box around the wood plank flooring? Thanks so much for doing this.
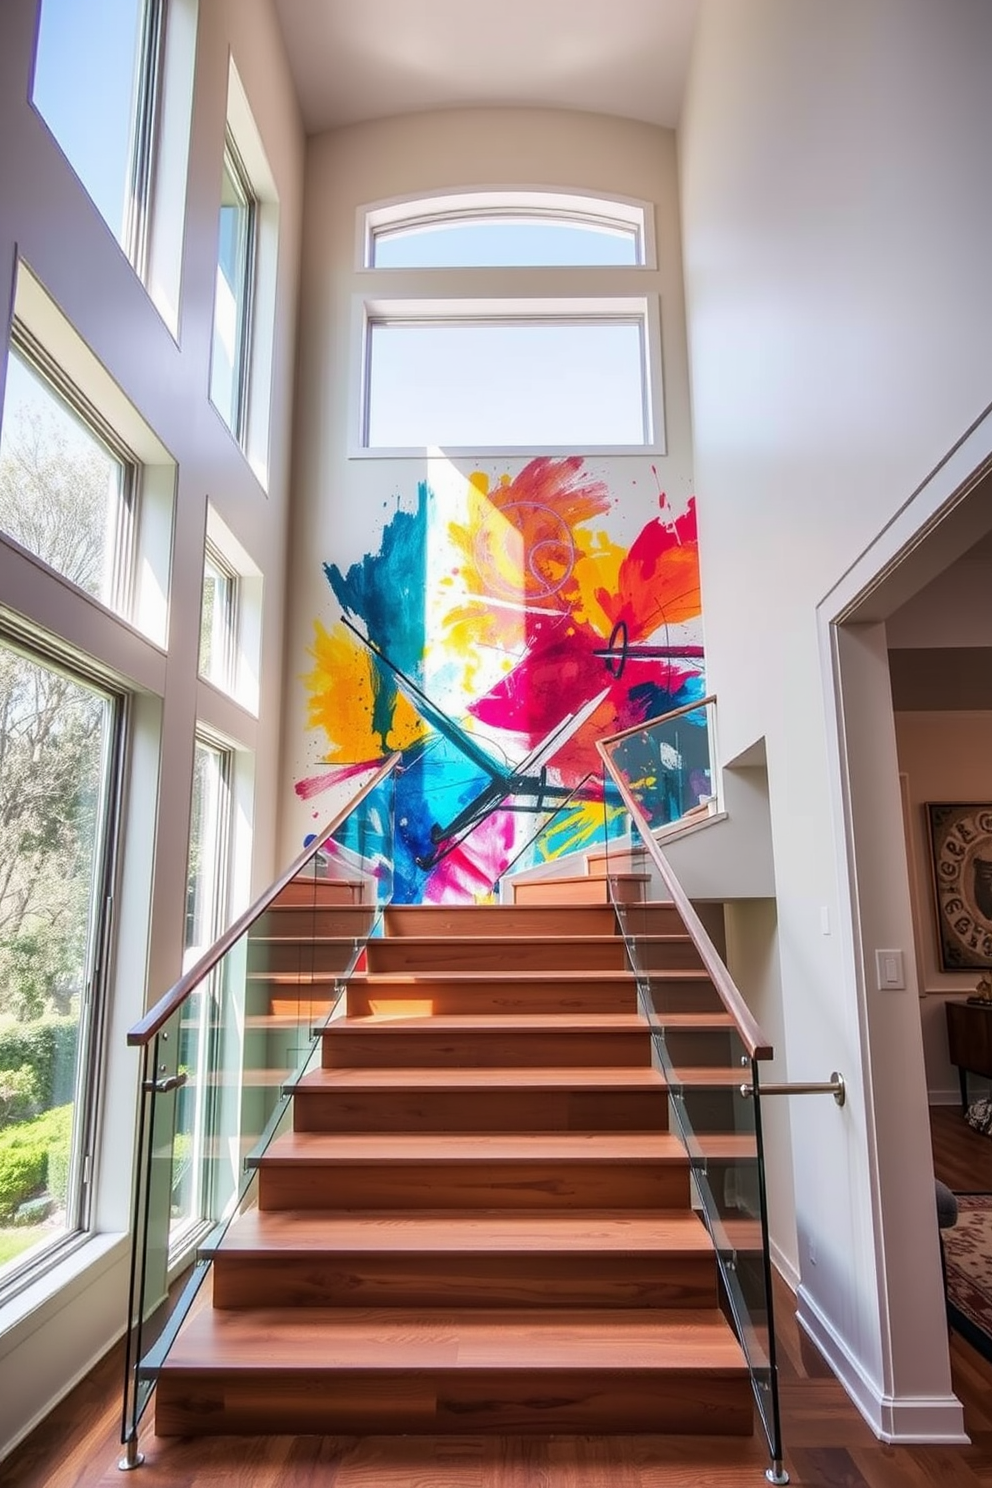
[6,1104,992,1486]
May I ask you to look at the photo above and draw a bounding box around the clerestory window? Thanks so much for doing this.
[355,191,662,454]
[363,191,650,268]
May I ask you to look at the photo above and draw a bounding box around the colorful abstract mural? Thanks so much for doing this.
[296,457,705,903]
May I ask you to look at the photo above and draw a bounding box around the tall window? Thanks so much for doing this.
[210,138,256,441]
[31,0,163,263]
[0,638,122,1292]
[0,331,136,613]
[171,736,231,1249]
[198,542,239,691]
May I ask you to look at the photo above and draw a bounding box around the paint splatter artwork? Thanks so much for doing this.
[297,457,704,902]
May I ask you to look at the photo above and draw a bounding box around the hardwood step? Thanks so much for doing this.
[271,877,366,906]
[320,1013,651,1069]
[512,873,648,905]
[639,974,726,1014]
[586,848,648,876]
[366,935,632,974]
[248,936,359,975]
[205,1207,718,1310]
[286,1064,669,1133]
[249,1130,688,1210]
[384,904,619,938]
[346,970,639,1016]
[254,905,376,937]
[154,1306,752,1437]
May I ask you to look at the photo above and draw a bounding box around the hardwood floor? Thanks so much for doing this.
[6,1106,992,1487]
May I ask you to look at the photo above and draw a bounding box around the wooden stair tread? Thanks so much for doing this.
[349,969,639,985]
[325,1013,647,1032]
[667,1066,751,1088]
[161,1306,748,1374]
[288,1065,667,1091]
[253,1130,687,1165]
[686,1132,759,1160]
[211,1207,714,1255]
[646,1011,735,1029]
[513,874,650,888]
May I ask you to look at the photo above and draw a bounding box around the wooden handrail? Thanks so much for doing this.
[596,730,772,1062]
[127,753,401,1048]
[598,694,716,748]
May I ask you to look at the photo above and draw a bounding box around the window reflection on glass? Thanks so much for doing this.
[198,545,237,691]
[32,0,151,249]
[171,738,230,1245]
[0,641,118,1288]
[0,343,131,611]
[210,144,255,439]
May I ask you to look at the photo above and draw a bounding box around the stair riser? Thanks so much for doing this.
[367,941,630,973]
[642,980,725,1015]
[155,1368,752,1437]
[255,908,375,938]
[291,1088,668,1133]
[256,1161,689,1211]
[512,876,648,906]
[271,880,364,907]
[631,942,705,972]
[210,1253,718,1310]
[656,1030,738,1067]
[320,1030,651,1069]
[346,982,638,1016]
[385,906,618,938]
[248,942,357,975]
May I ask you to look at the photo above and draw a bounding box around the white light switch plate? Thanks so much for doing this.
[875,949,905,990]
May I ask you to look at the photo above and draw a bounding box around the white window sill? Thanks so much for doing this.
[0,1231,128,1357]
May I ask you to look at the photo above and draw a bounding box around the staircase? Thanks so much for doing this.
[153,894,754,1438]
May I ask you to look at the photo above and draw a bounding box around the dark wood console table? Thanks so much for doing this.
[946,1000,992,1110]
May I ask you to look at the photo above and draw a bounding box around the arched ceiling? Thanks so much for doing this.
[273,0,700,135]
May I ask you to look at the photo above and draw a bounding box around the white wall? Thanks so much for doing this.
[281,108,696,873]
[887,543,992,650]
[0,0,303,1459]
[680,0,992,1443]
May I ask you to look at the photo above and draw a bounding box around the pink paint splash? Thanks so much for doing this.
[295,757,386,801]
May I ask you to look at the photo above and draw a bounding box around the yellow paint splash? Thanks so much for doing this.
[303,620,426,760]
[568,529,625,632]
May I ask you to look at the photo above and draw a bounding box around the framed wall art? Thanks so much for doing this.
[927,802,992,971]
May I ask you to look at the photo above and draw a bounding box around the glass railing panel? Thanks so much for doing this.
[120,758,398,1464]
[597,748,782,1471]
[494,774,601,895]
[599,696,716,833]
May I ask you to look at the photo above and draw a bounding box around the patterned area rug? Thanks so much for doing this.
[945,1193,992,1361]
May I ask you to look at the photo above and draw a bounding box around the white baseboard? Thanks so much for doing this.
[796,1284,968,1444]
[770,1237,800,1295]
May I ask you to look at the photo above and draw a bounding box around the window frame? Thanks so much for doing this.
[30,0,166,271]
[198,539,240,694]
[0,627,127,1304]
[170,729,233,1260]
[352,294,664,458]
[359,189,654,270]
[3,321,140,619]
[209,130,258,447]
